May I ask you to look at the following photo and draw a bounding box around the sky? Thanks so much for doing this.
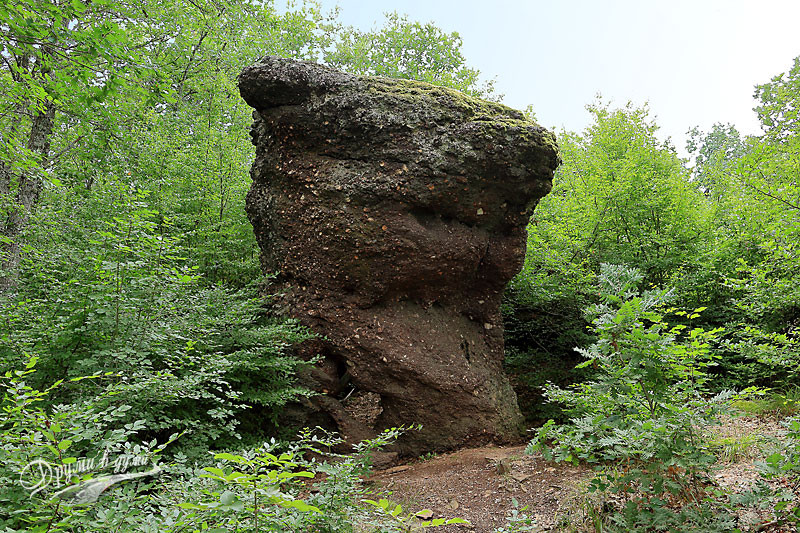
[312,0,800,154]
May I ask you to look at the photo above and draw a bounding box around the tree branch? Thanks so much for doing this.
[744,172,800,211]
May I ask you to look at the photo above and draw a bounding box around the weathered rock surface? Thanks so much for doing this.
[239,56,559,454]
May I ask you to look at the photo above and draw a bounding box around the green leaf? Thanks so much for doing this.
[281,499,321,514]
[69,0,87,14]
[201,467,226,478]
[219,491,237,505]
[214,452,246,463]
[177,502,206,510]
[224,471,247,481]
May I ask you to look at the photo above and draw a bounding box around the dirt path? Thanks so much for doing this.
[366,415,794,532]
[368,444,589,532]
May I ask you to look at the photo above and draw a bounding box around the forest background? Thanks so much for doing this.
[1,0,799,531]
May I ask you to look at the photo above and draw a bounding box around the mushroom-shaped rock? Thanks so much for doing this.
[239,56,560,454]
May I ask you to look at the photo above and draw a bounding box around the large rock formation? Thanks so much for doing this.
[239,56,559,454]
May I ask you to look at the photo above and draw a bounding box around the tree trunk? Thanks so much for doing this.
[0,100,56,294]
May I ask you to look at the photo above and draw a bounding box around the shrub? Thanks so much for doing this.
[527,264,739,530]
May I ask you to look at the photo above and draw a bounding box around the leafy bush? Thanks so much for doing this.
[527,264,739,530]
[0,355,176,532]
[0,184,316,458]
[0,362,453,532]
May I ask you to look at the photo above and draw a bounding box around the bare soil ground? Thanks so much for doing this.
[369,444,589,532]
[366,415,797,532]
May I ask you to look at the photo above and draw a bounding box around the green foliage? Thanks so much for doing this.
[325,12,496,98]
[528,265,726,460]
[732,388,800,418]
[0,368,434,533]
[177,446,322,529]
[0,0,162,172]
[686,122,745,194]
[179,426,452,533]
[0,355,177,531]
[754,56,800,139]
[505,102,715,420]
[546,102,711,288]
[760,417,800,480]
[503,345,590,425]
[527,265,738,530]
[509,57,800,402]
[684,57,800,391]
[0,181,315,457]
[726,415,800,529]
[707,433,762,463]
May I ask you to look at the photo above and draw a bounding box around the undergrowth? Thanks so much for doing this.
[525,264,783,531]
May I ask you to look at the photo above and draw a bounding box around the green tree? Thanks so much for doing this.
[754,56,800,140]
[509,101,713,318]
[682,57,800,389]
[325,12,496,98]
[547,102,711,286]
[0,0,169,291]
[686,122,745,195]
[505,102,714,419]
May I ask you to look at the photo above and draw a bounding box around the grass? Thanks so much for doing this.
[707,433,762,462]
[732,388,800,418]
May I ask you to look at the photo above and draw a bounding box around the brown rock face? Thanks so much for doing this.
[239,56,559,454]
